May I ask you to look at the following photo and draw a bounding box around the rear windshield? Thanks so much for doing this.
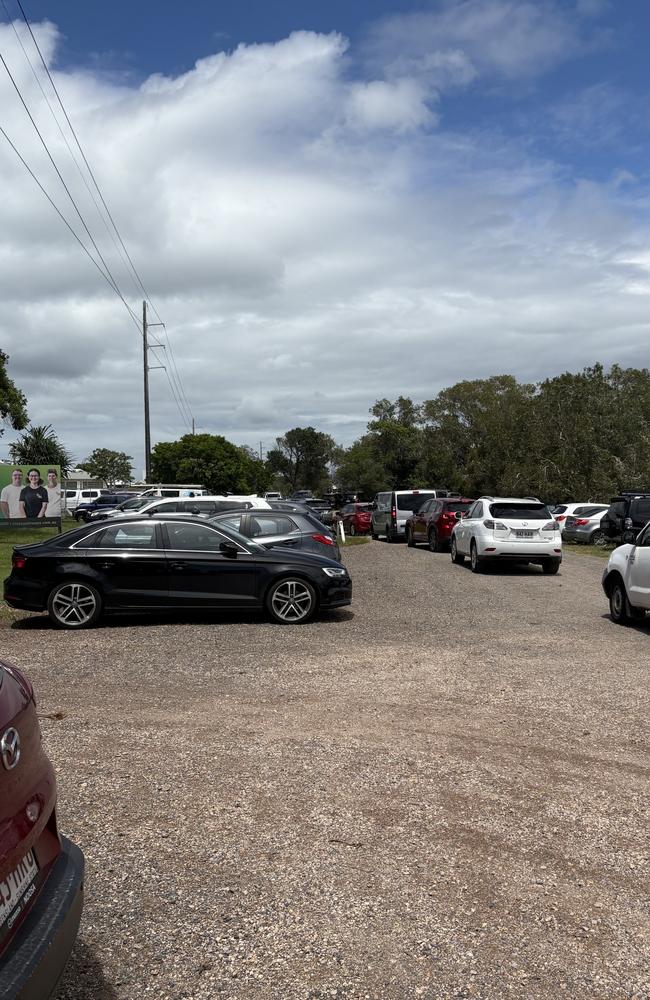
[396,492,438,512]
[443,501,472,513]
[553,505,567,515]
[489,503,550,520]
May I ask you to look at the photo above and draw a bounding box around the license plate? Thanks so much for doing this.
[0,850,39,934]
[516,530,534,538]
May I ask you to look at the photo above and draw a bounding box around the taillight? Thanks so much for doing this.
[483,519,507,530]
[12,554,26,570]
[312,534,334,545]
[542,521,559,531]
[391,506,397,522]
[556,515,566,522]
[573,518,589,526]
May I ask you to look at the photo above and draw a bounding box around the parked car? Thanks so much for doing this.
[0,658,84,993]
[405,497,474,551]
[371,489,455,542]
[264,492,283,500]
[602,523,650,624]
[600,492,650,544]
[289,490,314,501]
[551,502,606,530]
[4,516,351,627]
[561,505,610,545]
[450,496,562,574]
[338,503,372,536]
[90,495,154,520]
[73,492,140,522]
[210,508,341,560]
[102,494,272,521]
[302,498,337,526]
[63,487,108,512]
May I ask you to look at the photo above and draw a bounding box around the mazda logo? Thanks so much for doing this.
[1,727,20,771]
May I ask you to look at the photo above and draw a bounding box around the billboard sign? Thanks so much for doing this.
[0,465,62,528]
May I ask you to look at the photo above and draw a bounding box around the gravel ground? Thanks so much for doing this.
[2,543,649,1000]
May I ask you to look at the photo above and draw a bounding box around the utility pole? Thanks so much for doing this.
[142,300,166,482]
[143,300,151,482]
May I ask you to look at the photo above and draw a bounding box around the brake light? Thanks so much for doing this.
[391,506,397,522]
[12,554,26,570]
[312,534,334,545]
[483,519,507,530]
[573,518,589,526]
[542,521,559,531]
[556,515,566,522]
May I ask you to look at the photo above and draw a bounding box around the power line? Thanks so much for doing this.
[14,0,195,427]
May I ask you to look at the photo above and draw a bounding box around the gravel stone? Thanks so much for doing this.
[2,544,649,999]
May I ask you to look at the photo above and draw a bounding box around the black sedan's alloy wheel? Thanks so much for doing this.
[266,577,317,624]
[47,580,102,630]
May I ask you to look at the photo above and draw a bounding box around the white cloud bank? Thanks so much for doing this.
[0,3,648,473]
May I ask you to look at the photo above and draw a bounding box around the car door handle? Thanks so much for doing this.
[169,562,187,571]
[98,561,116,570]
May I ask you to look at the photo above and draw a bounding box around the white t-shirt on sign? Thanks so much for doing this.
[1,483,23,517]
[46,486,62,517]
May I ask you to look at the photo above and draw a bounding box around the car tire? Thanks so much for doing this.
[428,528,439,552]
[371,529,379,540]
[470,541,484,574]
[590,530,606,547]
[266,577,317,624]
[406,527,415,547]
[47,580,102,630]
[542,560,560,575]
[609,579,631,625]
[451,537,464,565]
[385,524,394,543]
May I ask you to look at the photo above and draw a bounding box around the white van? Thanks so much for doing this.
[64,488,107,512]
[138,484,207,498]
[371,489,456,542]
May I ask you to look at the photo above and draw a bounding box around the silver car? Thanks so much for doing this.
[210,508,342,561]
[562,505,609,545]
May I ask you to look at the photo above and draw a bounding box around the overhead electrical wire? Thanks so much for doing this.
[13,0,195,429]
[1,1,196,432]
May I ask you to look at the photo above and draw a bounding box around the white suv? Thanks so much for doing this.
[450,496,562,574]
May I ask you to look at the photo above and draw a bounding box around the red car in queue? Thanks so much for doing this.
[405,496,474,551]
[339,502,373,536]
[0,658,84,994]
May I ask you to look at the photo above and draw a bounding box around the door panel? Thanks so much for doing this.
[163,521,258,606]
[82,521,169,607]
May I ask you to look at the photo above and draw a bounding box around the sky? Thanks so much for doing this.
[1,0,650,477]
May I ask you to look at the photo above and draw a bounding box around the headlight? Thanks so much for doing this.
[322,567,347,578]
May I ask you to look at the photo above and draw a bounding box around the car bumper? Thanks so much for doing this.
[477,541,562,561]
[0,835,84,1000]
[563,525,596,543]
[320,583,352,609]
[3,576,49,612]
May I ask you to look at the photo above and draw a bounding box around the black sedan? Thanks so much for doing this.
[210,508,341,560]
[3,516,352,629]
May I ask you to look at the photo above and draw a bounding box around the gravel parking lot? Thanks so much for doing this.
[3,543,649,1000]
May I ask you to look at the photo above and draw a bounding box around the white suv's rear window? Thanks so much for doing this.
[489,503,550,520]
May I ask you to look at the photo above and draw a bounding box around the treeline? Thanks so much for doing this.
[144,363,650,502]
[337,364,650,501]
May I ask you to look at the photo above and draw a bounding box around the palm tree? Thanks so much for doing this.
[10,425,73,476]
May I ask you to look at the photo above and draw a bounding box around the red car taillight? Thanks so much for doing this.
[555,515,566,522]
[12,554,26,570]
[312,534,334,545]
[573,518,589,526]
[391,506,397,522]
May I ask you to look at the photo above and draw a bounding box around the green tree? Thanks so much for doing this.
[82,448,133,487]
[366,396,424,487]
[0,350,28,434]
[334,436,387,498]
[151,433,265,494]
[10,424,72,476]
[266,427,336,494]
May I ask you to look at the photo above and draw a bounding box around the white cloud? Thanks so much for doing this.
[0,13,648,474]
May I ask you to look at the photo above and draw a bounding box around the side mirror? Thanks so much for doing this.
[455,511,464,519]
[371,501,378,511]
[219,542,238,558]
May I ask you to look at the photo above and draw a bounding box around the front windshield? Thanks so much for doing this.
[120,497,149,511]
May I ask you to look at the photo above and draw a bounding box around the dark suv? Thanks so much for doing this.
[405,496,474,551]
[0,658,84,994]
[600,492,650,544]
[73,491,137,522]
